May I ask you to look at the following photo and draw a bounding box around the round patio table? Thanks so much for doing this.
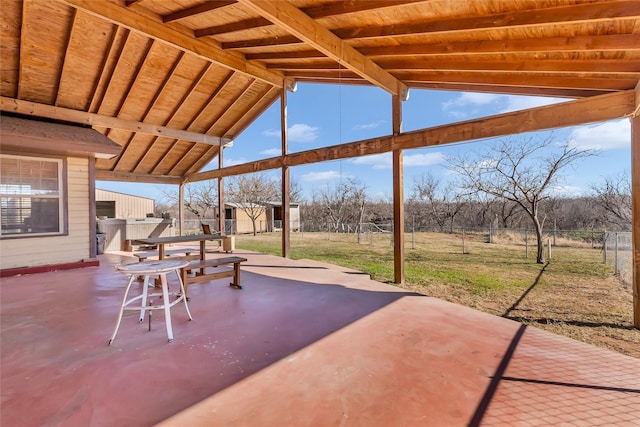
[109,259,192,344]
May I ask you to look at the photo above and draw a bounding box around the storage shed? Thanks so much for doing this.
[95,189,155,219]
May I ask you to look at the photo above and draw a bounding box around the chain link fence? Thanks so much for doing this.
[178,218,631,283]
[603,232,632,286]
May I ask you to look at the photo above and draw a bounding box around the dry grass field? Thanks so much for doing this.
[234,231,639,359]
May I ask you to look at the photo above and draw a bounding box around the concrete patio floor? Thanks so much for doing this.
[1,247,639,426]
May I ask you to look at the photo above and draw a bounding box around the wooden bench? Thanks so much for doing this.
[180,256,247,298]
[133,249,195,262]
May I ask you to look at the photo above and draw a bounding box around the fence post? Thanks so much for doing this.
[615,232,619,275]
[553,218,557,246]
[547,238,552,260]
[603,231,608,264]
[489,223,493,243]
[525,229,528,259]
[462,228,466,254]
[412,216,415,250]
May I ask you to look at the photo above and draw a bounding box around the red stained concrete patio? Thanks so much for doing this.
[1,247,639,427]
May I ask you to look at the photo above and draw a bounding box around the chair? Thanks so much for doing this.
[109,259,192,344]
[201,223,212,234]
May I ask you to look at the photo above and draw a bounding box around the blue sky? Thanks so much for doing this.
[98,83,631,203]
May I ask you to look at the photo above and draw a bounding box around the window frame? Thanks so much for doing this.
[0,153,68,239]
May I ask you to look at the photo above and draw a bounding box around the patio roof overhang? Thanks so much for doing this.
[0,0,638,326]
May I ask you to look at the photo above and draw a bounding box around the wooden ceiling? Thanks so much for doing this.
[1,0,638,184]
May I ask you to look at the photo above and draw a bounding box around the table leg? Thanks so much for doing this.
[199,240,206,276]
[154,244,166,286]
[160,273,174,343]
[140,274,150,322]
[109,274,136,345]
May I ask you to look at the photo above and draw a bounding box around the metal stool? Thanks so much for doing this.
[109,260,192,344]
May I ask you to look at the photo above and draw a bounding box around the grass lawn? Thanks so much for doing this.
[235,231,639,359]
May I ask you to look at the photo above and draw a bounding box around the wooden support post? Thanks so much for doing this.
[392,94,405,284]
[178,182,185,236]
[632,82,640,328]
[281,85,290,258]
[218,148,225,235]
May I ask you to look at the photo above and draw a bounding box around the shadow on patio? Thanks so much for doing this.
[2,250,639,426]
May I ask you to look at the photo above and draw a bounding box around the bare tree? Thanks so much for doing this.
[315,178,367,232]
[160,181,218,221]
[410,173,466,232]
[591,171,631,230]
[226,173,279,236]
[448,135,592,263]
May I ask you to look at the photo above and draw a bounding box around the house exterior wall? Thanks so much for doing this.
[96,189,154,218]
[233,208,268,234]
[265,204,300,231]
[1,157,90,270]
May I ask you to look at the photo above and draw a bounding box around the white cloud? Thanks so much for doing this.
[353,120,385,131]
[568,120,630,151]
[499,96,566,113]
[262,129,280,138]
[289,123,320,143]
[223,157,247,167]
[442,92,566,118]
[404,152,446,167]
[301,170,344,182]
[350,152,445,169]
[260,148,282,156]
[351,153,391,169]
[442,93,501,110]
[262,123,320,143]
[549,185,584,197]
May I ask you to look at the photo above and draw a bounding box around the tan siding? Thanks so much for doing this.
[1,157,91,270]
[96,189,155,218]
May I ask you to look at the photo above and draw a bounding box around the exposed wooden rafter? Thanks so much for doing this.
[332,0,640,40]
[237,0,408,97]
[195,0,418,38]
[60,0,285,87]
[162,1,237,23]
[1,97,232,146]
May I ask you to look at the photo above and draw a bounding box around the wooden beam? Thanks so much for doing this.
[357,34,640,57]
[237,0,407,97]
[133,62,213,173]
[376,58,640,74]
[333,1,640,40]
[88,26,128,113]
[60,0,284,87]
[196,1,416,38]
[0,97,232,146]
[392,94,404,284]
[292,70,638,92]
[196,17,272,38]
[218,148,225,236]
[188,90,635,182]
[95,170,181,184]
[632,80,640,328]
[162,1,236,23]
[222,35,300,50]
[281,86,290,258]
[179,182,185,236]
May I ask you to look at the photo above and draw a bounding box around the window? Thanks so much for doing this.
[1,154,65,237]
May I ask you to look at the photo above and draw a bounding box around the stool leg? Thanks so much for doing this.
[160,273,174,342]
[109,274,136,345]
[139,274,150,322]
[175,269,192,320]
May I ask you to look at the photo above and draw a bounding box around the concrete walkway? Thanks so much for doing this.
[2,249,639,426]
